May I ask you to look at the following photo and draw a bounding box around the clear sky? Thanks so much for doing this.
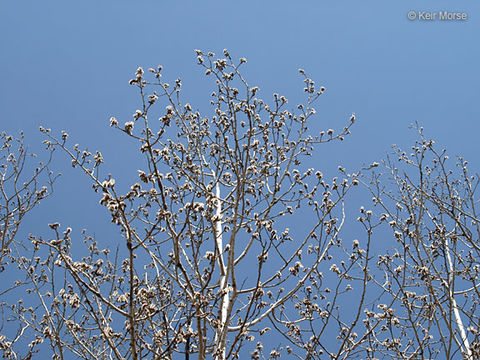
[2,0,479,282]
[2,0,479,270]
[1,1,479,356]
[3,1,478,229]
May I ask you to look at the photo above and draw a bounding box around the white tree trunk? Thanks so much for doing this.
[445,236,472,359]
[213,177,229,360]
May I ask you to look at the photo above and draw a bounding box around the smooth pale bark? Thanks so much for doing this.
[445,236,472,359]
[213,175,229,360]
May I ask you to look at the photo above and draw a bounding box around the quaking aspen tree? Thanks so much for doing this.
[1,52,478,360]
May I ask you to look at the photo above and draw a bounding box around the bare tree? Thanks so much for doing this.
[0,131,55,267]
[0,50,359,360]
[0,131,56,359]
[264,127,480,360]
[357,125,480,359]
[2,53,477,360]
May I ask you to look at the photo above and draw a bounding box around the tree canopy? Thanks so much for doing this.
[1,51,479,360]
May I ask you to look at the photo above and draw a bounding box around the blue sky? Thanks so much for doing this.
[1,0,478,276]
[1,0,479,356]
[2,1,478,166]
[2,0,479,282]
